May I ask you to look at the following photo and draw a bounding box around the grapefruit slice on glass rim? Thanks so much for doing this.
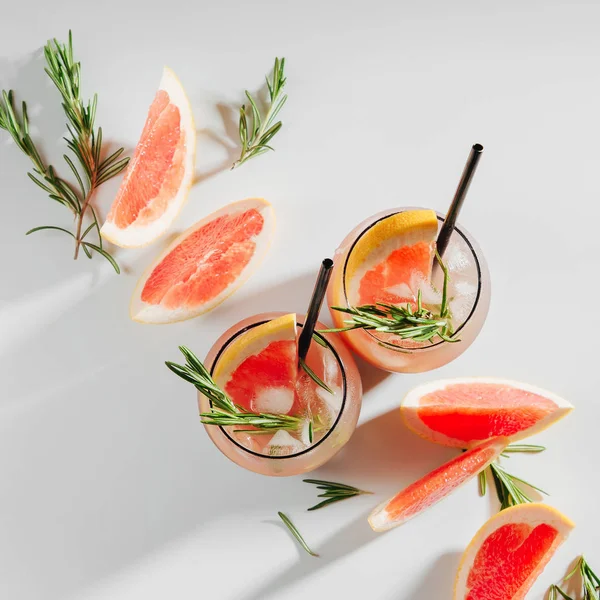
[101,67,196,248]
[368,437,508,532]
[212,313,299,415]
[342,209,439,307]
[401,378,573,448]
[454,503,574,600]
[131,198,274,323]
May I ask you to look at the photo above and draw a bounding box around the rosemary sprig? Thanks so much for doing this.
[303,479,372,511]
[277,512,319,557]
[232,57,287,169]
[321,252,459,345]
[166,346,303,433]
[549,556,600,600]
[299,358,332,394]
[0,31,129,271]
[479,444,547,510]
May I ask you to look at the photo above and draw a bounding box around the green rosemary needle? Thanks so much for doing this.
[166,346,304,433]
[232,57,287,169]
[479,444,548,510]
[0,31,129,271]
[549,556,600,600]
[321,252,459,345]
[299,358,332,394]
[278,512,319,557]
[303,479,373,511]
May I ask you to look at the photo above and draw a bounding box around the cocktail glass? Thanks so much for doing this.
[328,208,491,373]
[201,312,362,476]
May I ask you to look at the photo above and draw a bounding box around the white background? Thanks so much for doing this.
[1,1,598,599]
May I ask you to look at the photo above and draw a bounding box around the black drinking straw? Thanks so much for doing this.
[436,143,484,258]
[298,258,334,361]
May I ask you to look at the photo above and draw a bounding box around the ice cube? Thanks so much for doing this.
[449,279,477,322]
[322,351,339,388]
[444,243,470,273]
[414,278,442,306]
[385,282,414,300]
[264,429,305,456]
[252,387,294,415]
[317,387,343,414]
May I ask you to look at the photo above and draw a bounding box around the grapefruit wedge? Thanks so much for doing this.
[454,503,574,600]
[401,378,573,448]
[131,198,274,323]
[341,209,439,307]
[368,437,507,532]
[101,67,196,247]
[213,313,298,414]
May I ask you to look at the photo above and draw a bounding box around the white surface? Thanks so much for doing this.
[0,2,598,599]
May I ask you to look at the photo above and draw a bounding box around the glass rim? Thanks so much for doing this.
[341,210,484,352]
[208,318,349,460]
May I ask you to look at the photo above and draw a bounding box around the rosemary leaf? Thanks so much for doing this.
[232,57,287,169]
[480,444,548,510]
[166,346,303,433]
[321,253,458,344]
[303,479,372,511]
[278,512,319,557]
[549,556,600,600]
[299,358,332,394]
[0,30,129,268]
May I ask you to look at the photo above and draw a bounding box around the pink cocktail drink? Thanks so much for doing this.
[201,312,362,476]
[328,208,490,373]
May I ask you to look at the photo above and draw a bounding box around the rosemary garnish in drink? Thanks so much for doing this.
[0,31,129,271]
[166,346,304,434]
[321,252,459,345]
[232,57,287,169]
[278,512,319,557]
[303,479,372,511]
[549,556,600,600]
[479,444,547,510]
[299,358,332,394]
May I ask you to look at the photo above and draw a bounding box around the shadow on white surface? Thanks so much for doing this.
[192,102,239,185]
[353,353,392,395]
[210,271,320,323]
[242,508,378,600]
[318,409,456,494]
[0,270,330,600]
[237,410,457,600]
[402,551,462,599]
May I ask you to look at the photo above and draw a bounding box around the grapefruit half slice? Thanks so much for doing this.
[131,198,274,323]
[401,378,573,448]
[454,503,574,600]
[101,67,196,247]
[213,313,298,414]
[368,437,507,532]
[343,209,439,306]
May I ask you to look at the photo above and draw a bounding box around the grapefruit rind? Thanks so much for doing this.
[213,313,297,385]
[130,198,275,324]
[401,377,573,448]
[453,503,575,600]
[101,67,196,248]
[344,209,438,304]
[368,437,508,532]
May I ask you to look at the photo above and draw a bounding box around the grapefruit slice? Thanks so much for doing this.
[131,198,274,323]
[101,67,196,247]
[401,378,573,448]
[343,209,439,306]
[213,313,298,414]
[368,437,507,532]
[454,503,574,600]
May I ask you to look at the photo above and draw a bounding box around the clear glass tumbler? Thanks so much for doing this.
[328,208,491,373]
[201,312,363,476]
